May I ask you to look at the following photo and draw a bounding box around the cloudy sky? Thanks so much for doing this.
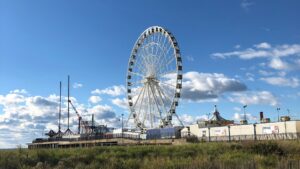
[1,0,300,148]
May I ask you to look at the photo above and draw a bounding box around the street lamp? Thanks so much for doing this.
[243,105,247,121]
[277,108,280,122]
[121,113,124,139]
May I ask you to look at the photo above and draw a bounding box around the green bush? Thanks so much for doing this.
[249,141,285,156]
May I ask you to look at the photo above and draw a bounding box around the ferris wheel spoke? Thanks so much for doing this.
[148,84,156,128]
[136,86,146,121]
[154,36,167,66]
[154,34,162,60]
[130,72,146,78]
[129,81,143,87]
[158,70,177,78]
[140,47,151,68]
[154,83,169,118]
[132,86,145,109]
[157,44,173,75]
[165,56,176,67]
[159,53,174,74]
[133,52,148,75]
[154,79,176,88]
[149,83,163,120]
[140,45,151,63]
[135,58,147,75]
[157,84,174,104]
[143,84,151,126]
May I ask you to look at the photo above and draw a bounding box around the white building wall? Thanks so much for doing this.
[230,124,254,136]
[210,126,228,137]
[295,121,300,132]
[198,128,209,137]
[256,122,287,134]
[190,124,201,137]
[181,121,300,141]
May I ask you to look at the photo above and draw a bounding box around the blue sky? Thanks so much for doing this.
[0,0,300,148]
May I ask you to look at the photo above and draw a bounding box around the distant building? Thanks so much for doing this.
[182,120,300,141]
[197,105,234,128]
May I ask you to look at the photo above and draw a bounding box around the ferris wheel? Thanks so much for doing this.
[126,26,183,130]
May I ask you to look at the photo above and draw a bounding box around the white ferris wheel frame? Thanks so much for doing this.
[126,26,183,130]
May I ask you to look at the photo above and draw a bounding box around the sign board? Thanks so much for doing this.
[214,129,226,136]
[262,126,279,134]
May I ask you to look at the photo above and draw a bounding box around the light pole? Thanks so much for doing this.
[277,108,280,122]
[242,105,248,124]
[287,109,290,117]
[243,105,247,121]
[121,113,124,139]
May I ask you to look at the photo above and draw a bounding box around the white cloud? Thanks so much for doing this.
[258,70,274,76]
[234,45,241,49]
[0,89,120,148]
[278,71,286,77]
[246,72,255,81]
[261,77,299,88]
[211,42,300,71]
[112,98,128,109]
[173,114,208,126]
[254,42,271,49]
[228,91,278,106]
[88,96,102,104]
[262,27,271,32]
[87,105,116,119]
[212,43,300,60]
[10,89,27,94]
[0,92,61,148]
[0,93,26,105]
[181,71,247,101]
[186,56,195,62]
[73,82,83,89]
[233,113,257,121]
[233,107,242,112]
[178,114,196,125]
[268,58,290,70]
[241,0,254,11]
[212,48,269,60]
[92,85,126,96]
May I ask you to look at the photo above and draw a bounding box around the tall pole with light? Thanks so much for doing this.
[242,105,248,124]
[121,113,124,137]
[243,105,247,121]
[277,108,281,122]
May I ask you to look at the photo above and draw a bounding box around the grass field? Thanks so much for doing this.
[1,140,300,169]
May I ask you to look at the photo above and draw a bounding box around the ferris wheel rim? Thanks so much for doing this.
[126,26,183,129]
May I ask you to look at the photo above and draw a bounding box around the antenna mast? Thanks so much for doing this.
[68,75,70,130]
[58,81,62,132]
[64,75,73,135]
